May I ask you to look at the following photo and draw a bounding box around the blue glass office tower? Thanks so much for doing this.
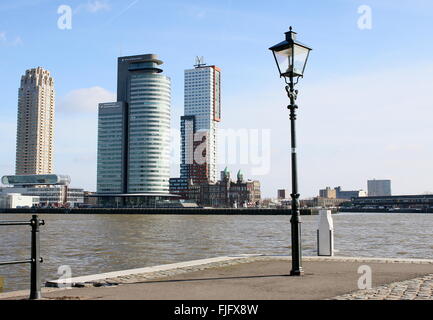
[96,102,126,193]
[97,54,171,199]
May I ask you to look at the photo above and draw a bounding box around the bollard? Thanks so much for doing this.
[29,215,44,300]
[317,210,334,256]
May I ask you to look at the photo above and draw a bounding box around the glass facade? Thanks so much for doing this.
[96,102,126,193]
[97,54,171,197]
[0,186,84,206]
[127,73,171,193]
[1,174,70,186]
[180,115,195,180]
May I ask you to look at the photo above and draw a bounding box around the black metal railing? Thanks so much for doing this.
[0,215,44,299]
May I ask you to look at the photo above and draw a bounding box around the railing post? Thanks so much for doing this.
[29,215,42,300]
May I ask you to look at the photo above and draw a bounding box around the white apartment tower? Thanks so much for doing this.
[15,67,55,175]
[183,60,221,183]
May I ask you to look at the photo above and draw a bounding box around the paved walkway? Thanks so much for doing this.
[2,256,433,300]
[333,274,433,300]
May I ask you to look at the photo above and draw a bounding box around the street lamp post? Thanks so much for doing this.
[269,27,312,276]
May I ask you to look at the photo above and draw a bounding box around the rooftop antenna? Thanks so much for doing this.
[194,56,206,67]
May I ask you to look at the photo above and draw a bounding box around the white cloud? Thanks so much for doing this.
[86,0,110,12]
[58,86,116,113]
[222,62,433,197]
[75,0,111,14]
[55,113,98,190]
[11,36,23,46]
[0,31,23,46]
[54,86,115,190]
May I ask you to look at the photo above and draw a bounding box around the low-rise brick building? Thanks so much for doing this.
[170,168,261,208]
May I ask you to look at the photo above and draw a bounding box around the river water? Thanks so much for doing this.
[1,212,433,293]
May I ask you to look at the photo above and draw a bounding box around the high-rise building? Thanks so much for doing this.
[15,67,55,175]
[96,102,126,194]
[367,179,392,197]
[319,187,337,199]
[183,60,221,184]
[170,59,221,197]
[97,54,171,200]
[277,189,288,200]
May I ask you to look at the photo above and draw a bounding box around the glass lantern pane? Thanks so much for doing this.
[293,45,309,76]
[274,47,293,76]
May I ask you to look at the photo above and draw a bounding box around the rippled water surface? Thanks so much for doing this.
[1,212,433,292]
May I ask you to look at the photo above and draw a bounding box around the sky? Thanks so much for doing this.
[1,0,433,198]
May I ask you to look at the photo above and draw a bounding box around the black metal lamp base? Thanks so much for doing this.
[290,268,304,276]
[29,292,42,300]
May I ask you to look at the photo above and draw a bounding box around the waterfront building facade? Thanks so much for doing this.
[16,67,55,175]
[318,186,367,200]
[97,54,171,202]
[0,193,40,209]
[344,194,433,212]
[277,189,288,200]
[367,179,392,197]
[96,102,127,194]
[126,56,171,194]
[183,61,221,184]
[82,191,98,207]
[334,186,367,200]
[170,59,221,199]
[319,187,337,199]
[300,197,349,208]
[0,174,84,207]
[177,168,261,208]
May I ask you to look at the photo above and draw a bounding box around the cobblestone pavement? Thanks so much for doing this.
[332,274,433,300]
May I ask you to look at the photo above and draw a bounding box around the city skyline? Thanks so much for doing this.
[2,1,433,198]
[2,1,433,303]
